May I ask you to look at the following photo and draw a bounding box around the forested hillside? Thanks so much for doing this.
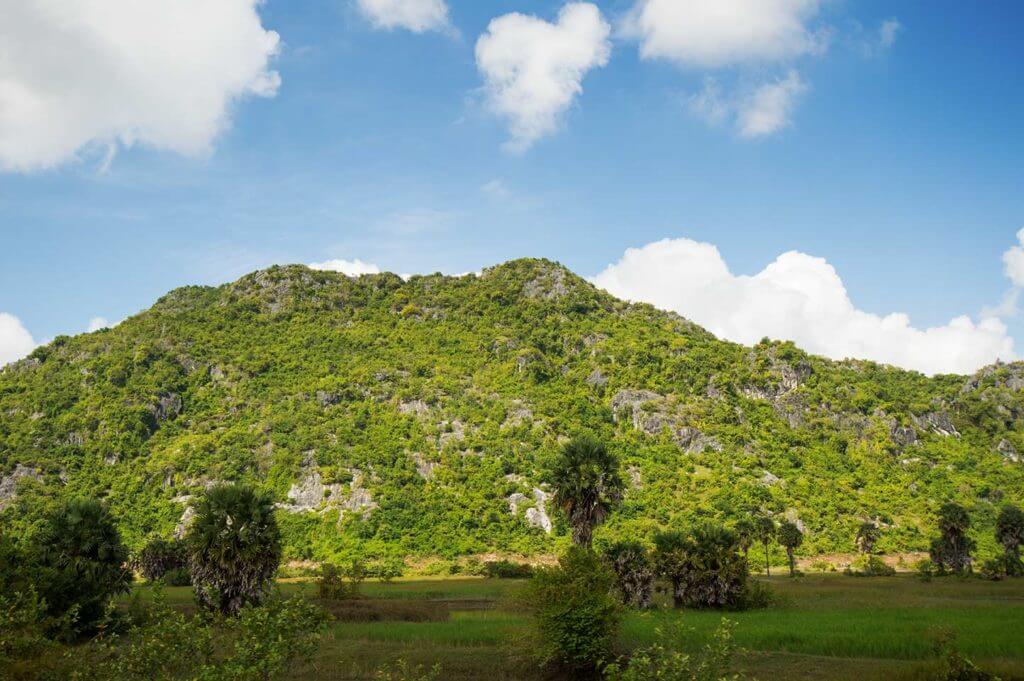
[2,259,1022,564]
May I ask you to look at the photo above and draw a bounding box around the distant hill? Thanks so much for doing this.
[2,258,1022,563]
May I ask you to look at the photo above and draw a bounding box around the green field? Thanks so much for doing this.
[135,574,1024,680]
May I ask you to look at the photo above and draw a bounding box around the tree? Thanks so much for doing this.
[996,504,1024,577]
[186,484,282,616]
[929,502,975,575]
[549,434,624,547]
[777,521,803,577]
[603,541,653,608]
[135,537,187,582]
[733,518,755,561]
[754,516,776,576]
[855,521,880,555]
[32,498,131,637]
[654,525,749,610]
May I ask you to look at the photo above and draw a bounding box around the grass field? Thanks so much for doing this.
[137,575,1024,680]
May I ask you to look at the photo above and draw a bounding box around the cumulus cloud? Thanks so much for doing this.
[475,3,611,152]
[308,258,382,276]
[737,70,807,138]
[0,313,36,367]
[687,71,806,138]
[621,0,825,69]
[592,238,1015,375]
[355,0,451,33]
[1002,228,1024,288]
[0,0,281,172]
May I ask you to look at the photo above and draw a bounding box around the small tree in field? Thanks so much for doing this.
[777,521,803,577]
[733,518,755,561]
[996,504,1024,577]
[929,503,975,575]
[856,521,880,555]
[135,537,187,582]
[603,541,653,608]
[653,530,689,609]
[187,484,282,615]
[33,497,131,637]
[550,434,624,547]
[754,516,776,576]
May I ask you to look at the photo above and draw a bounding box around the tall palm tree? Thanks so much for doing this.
[550,434,624,547]
[754,516,776,576]
[777,521,803,577]
[186,483,282,615]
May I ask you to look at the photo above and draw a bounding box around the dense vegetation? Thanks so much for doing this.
[2,258,1024,566]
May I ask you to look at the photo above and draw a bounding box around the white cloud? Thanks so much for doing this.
[687,78,730,127]
[878,19,901,50]
[308,258,382,276]
[592,238,1016,375]
[621,0,825,69]
[355,0,450,33]
[475,3,611,152]
[737,70,807,138]
[0,313,36,367]
[87,317,121,332]
[1002,228,1024,288]
[481,179,512,200]
[0,0,281,172]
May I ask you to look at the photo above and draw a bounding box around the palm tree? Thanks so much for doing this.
[550,434,624,547]
[930,502,974,575]
[186,483,282,615]
[777,521,803,577]
[603,540,653,608]
[734,518,755,561]
[996,504,1024,576]
[754,516,776,576]
[856,521,880,555]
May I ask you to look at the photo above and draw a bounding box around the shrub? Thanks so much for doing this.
[809,559,834,573]
[932,631,1000,681]
[844,555,895,577]
[134,538,187,582]
[995,504,1024,577]
[518,547,621,675]
[32,497,131,638]
[375,659,442,681]
[603,541,654,609]
[483,559,534,579]
[186,484,282,616]
[164,567,192,587]
[318,561,364,600]
[856,521,881,555]
[603,618,740,681]
[736,579,774,610]
[369,557,405,583]
[655,524,749,610]
[915,558,936,582]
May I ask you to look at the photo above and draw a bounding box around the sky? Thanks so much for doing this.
[1,0,1023,376]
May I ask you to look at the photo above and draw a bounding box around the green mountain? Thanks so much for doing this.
[2,259,1022,564]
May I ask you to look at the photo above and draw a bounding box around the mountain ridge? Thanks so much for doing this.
[2,258,1022,564]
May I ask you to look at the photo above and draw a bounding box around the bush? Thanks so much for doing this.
[736,579,774,610]
[603,541,654,608]
[979,556,1015,582]
[164,567,192,587]
[134,538,187,582]
[844,555,895,577]
[932,631,1000,681]
[32,497,132,638]
[915,558,937,582]
[368,557,405,583]
[375,659,442,681]
[655,524,749,610]
[187,484,282,616]
[809,560,834,573]
[483,559,534,579]
[319,561,364,600]
[603,618,740,681]
[518,547,621,676]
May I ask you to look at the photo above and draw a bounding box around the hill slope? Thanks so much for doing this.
[1,259,1022,563]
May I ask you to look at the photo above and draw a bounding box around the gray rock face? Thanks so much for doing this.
[151,393,183,421]
[0,464,43,509]
[398,399,430,417]
[997,439,1021,463]
[889,423,918,447]
[316,391,341,407]
[502,403,533,429]
[279,464,377,519]
[626,465,642,489]
[284,470,342,512]
[506,487,552,534]
[586,368,608,387]
[172,495,196,539]
[784,508,806,534]
[611,389,662,424]
[760,470,783,487]
[411,452,438,479]
[912,411,960,437]
[523,267,570,300]
[438,420,466,448]
[611,389,722,453]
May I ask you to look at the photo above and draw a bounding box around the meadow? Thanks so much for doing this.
[134,574,1024,680]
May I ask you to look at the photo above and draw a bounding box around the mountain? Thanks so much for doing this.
[1,258,1022,563]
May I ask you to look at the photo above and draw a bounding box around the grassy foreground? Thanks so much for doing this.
[132,574,1024,680]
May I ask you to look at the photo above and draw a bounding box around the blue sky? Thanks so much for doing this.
[1,0,1022,375]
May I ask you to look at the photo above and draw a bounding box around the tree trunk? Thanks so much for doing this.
[764,542,770,576]
[671,577,683,608]
[786,547,795,577]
